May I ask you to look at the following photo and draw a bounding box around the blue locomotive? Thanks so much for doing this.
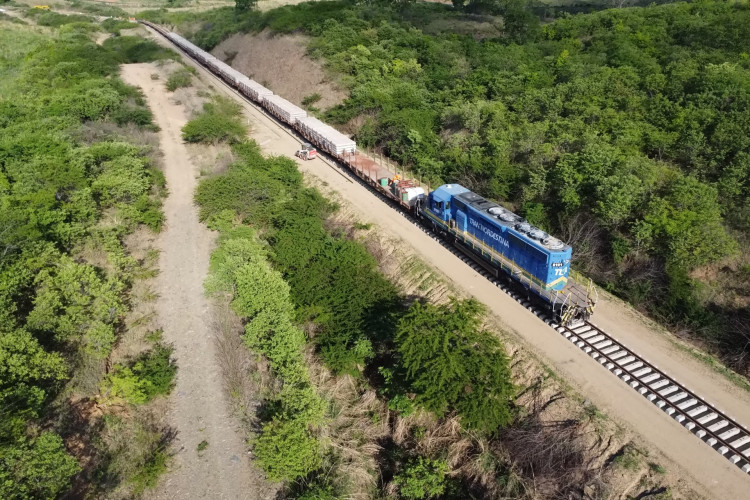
[142,19,595,326]
[418,184,596,325]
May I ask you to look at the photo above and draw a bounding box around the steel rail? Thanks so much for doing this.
[548,320,750,474]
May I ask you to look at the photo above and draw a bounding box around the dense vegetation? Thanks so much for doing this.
[158,0,750,378]
[0,18,175,498]
[196,138,524,496]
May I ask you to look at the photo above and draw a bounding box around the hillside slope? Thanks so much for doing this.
[211,30,346,110]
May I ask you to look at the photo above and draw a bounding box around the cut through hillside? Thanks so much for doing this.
[211,30,346,110]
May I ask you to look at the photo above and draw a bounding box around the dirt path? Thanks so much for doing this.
[142,27,750,498]
[120,63,273,500]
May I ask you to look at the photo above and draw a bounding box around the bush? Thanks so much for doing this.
[102,36,177,63]
[166,67,193,92]
[112,104,154,127]
[95,414,172,495]
[254,418,321,482]
[101,18,136,34]
[26,255,126,357]
[101,344,176,405]
[131,449,168,494]
[35,11,92,27]
[132,195,165,232]
[394,457,449,500]
[182,97,247,144]
[395,299,515,434]
[92,155,151,205]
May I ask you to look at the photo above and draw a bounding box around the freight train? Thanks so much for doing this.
[141,21,597,325]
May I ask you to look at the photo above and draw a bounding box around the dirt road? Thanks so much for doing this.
[142,27,750,498]
[120,63,273,499]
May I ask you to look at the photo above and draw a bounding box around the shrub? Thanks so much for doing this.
[26,256,126,357]
[395,299,515,434]
[613,445,641,471]
[92,155,151,205]
[394,457,449,500]
[95,414,172,495]
[131,449,168,494]
[101,344,176,405]
[0,328,68,440]
[101,18,136,34]
[296,483,339,500]
[165,67,193,92]
[182,97,247,144]
[102,36,177,63]
[35,11,92,27]
[133,195,165,232]
[254,418,321,482]
[112,104,154,127]
[301,93,322,108]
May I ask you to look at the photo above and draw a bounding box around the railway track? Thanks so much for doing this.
[143,21,750,478]
[446,229,750,476]
[346,166,750,476]
[551,320,750,475]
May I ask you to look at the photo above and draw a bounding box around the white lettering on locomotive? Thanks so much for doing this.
[469,218,510,248]
[554,267,568,276]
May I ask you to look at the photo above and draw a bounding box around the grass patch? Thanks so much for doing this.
[613,445,641,471]
[649,462,666,474]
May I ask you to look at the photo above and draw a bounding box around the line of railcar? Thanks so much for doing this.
[141,21,597,325]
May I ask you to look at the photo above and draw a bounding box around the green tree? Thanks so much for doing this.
[0,432,81,500]
[636,176,736,269]
[26,256,125,357]
[395,300,514,433]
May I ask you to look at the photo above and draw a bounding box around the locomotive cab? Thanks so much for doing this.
[425,184,468,224]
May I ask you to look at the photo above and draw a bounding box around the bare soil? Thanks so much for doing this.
[211,31,346,111]
[143,25,750,498]
[120,62,275,499]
